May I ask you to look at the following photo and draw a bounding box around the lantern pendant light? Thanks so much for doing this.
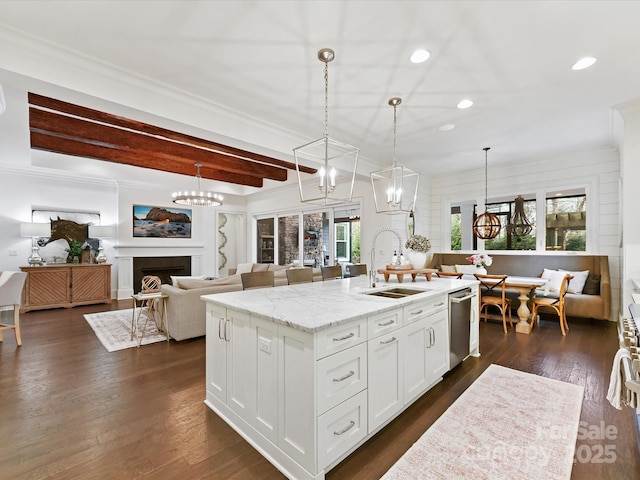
[370,97,420,215]
[472,147,501,240]
[294,48,359,206]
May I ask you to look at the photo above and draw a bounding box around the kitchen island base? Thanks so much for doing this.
[203,277,479,480]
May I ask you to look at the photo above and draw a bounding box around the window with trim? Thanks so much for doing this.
[545,193,586,251]
[474,199,536,250]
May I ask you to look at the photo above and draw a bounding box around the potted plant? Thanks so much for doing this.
[65,240,83,264]
[404,234,432,269]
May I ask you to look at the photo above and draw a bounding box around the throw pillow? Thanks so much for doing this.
[540,269,565,293]
[235,263,253,275]
[170,275,204,287]
[251,263,270,272]
[440,265,456,273]
[582,274,601,295]
[559,269,590,294]
[176,278,219,289]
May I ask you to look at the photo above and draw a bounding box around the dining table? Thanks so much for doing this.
[467,274,549,334]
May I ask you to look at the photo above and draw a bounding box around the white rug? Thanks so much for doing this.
[382,364,584,480]
[84,308,168,352]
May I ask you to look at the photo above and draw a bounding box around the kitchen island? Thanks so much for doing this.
[202,275,478,480]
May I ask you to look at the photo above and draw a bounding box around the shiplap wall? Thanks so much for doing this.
[427,147,620,320]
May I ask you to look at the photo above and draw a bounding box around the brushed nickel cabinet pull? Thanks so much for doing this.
[334,420,356,436]
[333,332,355,342]
[218,318,225,340]
[410,309,424,315]
[333,370,355,382]
[378,319,395,327]
[380,336,397,345]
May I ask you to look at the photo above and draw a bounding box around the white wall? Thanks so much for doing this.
[428,147,621,320]
[615,99,640,314]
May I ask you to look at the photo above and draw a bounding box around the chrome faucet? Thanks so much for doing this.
[370,228,403,288]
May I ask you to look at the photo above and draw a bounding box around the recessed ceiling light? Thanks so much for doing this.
[410,49,431,64]
[457,99,473,109]
[572,57,597,70]
[439,124,455,131]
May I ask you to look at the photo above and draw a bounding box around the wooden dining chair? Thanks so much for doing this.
[530,274,574,335]
[321,265,343,281]
[474,273,513,334]
[0,271,28,346]
[346,264,367,277]
[436,271,463,279]
[241,271,275,290]
[286,268,314,285]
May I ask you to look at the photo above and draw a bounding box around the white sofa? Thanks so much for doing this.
[159,264,322,341]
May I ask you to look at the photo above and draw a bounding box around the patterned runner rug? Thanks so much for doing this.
[84,308,167,352]
[382,364,584,480]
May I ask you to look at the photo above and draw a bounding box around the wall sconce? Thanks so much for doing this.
[88,225,116,264]
[294,48,359,206]
[20,222,51,266]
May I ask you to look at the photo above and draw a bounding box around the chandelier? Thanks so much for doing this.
[294,48,359,206]
[472,147,501,240]
[508,195,534,236]
[370,97,420,215]
[172,163,223,207]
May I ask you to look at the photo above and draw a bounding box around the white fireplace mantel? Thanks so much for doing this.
[115,244,205,299]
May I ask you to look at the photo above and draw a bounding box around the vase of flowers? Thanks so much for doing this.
[405,234,432,269]
[466,253,492,274]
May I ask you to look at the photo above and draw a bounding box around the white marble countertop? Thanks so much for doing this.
[201,275,477,333]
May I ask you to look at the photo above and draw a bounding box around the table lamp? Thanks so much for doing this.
[20,222,51,266]
[88,225,116,264]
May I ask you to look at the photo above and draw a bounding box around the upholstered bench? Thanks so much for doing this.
[430,253,611,321]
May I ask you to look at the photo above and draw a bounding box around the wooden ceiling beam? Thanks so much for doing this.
[30,131,264,188]
[30,108,289,181]
[28,92,317,175]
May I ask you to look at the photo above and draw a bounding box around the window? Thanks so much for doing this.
[545,194,586,251]
[450,206,462,250]
[476,199,536,251]
[335,223,349,261]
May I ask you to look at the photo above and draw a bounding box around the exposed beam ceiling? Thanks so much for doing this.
[28,93,316,188]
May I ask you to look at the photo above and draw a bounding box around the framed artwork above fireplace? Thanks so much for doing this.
[132,205,192,238]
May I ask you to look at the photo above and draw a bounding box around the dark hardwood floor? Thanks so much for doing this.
[1,301,639,479]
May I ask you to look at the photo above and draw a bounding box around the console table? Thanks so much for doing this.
[20,264,111,312]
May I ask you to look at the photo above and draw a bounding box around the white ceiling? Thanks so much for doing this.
[1,0,639,182]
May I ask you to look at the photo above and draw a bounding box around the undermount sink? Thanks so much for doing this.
[363,287,428,299]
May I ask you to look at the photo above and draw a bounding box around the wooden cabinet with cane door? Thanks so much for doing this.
[20,264,111,312]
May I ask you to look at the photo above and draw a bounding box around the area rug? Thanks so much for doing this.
[382,364,584,480]
[84,309,168,352]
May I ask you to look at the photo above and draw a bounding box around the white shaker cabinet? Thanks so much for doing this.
[203,278,478,480]
[368,330,403,432]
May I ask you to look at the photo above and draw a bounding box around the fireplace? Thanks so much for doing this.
[132,256,191,293]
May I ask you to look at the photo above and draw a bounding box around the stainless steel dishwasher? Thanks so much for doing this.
[448,288,475,369]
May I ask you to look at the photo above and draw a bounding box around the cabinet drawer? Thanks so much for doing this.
[317,390,367,469]
[315,317,367,360]
[317,343,367,415]
[368,309,402,339]
[404,294,447,324]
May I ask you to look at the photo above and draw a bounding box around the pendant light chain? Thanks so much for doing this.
[392,101,398,166]
[484,147,489,207]
[323,58,329,139]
